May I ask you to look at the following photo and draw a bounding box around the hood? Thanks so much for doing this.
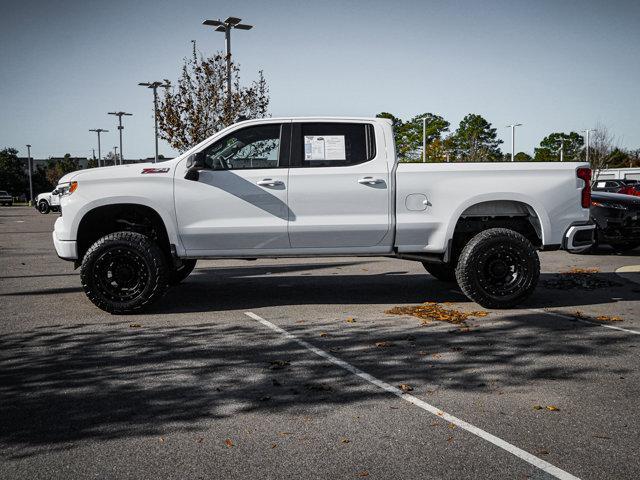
[56,162,163,184]
[591,191,640,205]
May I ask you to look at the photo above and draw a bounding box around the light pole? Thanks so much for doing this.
[89,129,108,167]
[422,117,427,162]
[506,123,523,162]
[138,81,170,163]
[583,129,594,164]
[108,111,132,165]
[559,137,565,162]
[202,16,253,115]
[26,144,33,206]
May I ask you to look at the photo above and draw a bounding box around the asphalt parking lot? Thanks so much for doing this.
[1,206,639,480]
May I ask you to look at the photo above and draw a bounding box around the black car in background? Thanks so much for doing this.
[590,191,640,252]
[592,179,638,193]
[0,190,13,206]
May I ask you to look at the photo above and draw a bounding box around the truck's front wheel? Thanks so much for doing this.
[455,228,539,309]
[80,231,169,314]
[38,200,50,214]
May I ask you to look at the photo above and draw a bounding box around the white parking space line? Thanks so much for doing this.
[529,308,640,335]
[446,289,640,336]
[244,311,581,480]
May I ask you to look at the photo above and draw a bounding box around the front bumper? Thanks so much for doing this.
[564,223,595,252]
[53,217,77,260]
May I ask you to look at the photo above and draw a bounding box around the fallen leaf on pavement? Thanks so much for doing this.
[341,438,350,444]
[346,317,357,323]
[533,405,543,410]
[305,383,332,392]
[543,268,620,290]
[129,323,142,328]
[398,383,413,393]
[375,341,393,348]
[546,405,560,412]
[271,443,278,448]
[386,302,488,325]
[224,439,234,448]
[356,471,369,477]
[319,332,328,337]
[159,437,165,443]
[595,315,623,322]
[269,360,290,370]
[278,432,293,436]
[537,449,549,455]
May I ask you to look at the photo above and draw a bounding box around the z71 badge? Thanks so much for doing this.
[141,168,170,174]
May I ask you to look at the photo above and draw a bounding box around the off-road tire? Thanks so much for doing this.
[81,231,169,314]
[169,259,197,285]
[38,200,50,214]
[422,262,457,282]
[455,228,540,309]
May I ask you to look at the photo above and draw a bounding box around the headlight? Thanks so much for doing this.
[591,200,626,210]
[56,181,78,196]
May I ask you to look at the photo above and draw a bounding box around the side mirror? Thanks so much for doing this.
[185,151,205,181]
[186,151,205,170]
[52,190,59,195]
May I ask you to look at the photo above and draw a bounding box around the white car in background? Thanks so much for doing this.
[35,190,61,214]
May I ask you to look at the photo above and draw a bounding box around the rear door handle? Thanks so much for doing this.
[358,176,385,185]
[257,178,284,187]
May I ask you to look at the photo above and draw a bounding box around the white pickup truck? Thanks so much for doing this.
[35,190,61,214]
[52,117,594,313]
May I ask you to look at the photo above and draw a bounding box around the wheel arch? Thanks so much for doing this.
[447,194,551,247]
[75,201,177,262]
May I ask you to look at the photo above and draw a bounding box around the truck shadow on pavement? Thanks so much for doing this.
[0,312,635,459]
[151,265,638,313]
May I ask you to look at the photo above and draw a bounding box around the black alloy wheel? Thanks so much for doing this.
[456,228,540,309]
[81,231,168,314]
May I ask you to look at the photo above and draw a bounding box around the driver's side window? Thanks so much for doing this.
[204,124,282,170]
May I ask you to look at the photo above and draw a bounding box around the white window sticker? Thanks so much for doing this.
[304,135,346,160]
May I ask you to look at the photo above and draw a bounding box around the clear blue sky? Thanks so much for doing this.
[1,0,639,159]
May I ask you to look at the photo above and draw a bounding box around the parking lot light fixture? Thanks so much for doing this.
[506,123,523,162]
[583,129,594,165]
[89,129,109,167]
[138,82,170,163]
[108,111,132,165]
[202,16,253,114]
[26,144,33,206]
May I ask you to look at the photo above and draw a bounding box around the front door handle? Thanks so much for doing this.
[257,178,284,187]
[358,176,385,185]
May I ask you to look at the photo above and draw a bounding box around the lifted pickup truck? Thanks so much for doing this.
[52,117,594,313]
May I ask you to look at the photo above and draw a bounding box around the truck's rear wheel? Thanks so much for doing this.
[81,231,169,314]
[455,228,539,309]
[169,259,197,285]
[422,262,457,282]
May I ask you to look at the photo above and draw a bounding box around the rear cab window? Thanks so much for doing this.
[291,122,376,168]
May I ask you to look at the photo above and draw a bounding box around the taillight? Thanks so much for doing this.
[576,167,591,208]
